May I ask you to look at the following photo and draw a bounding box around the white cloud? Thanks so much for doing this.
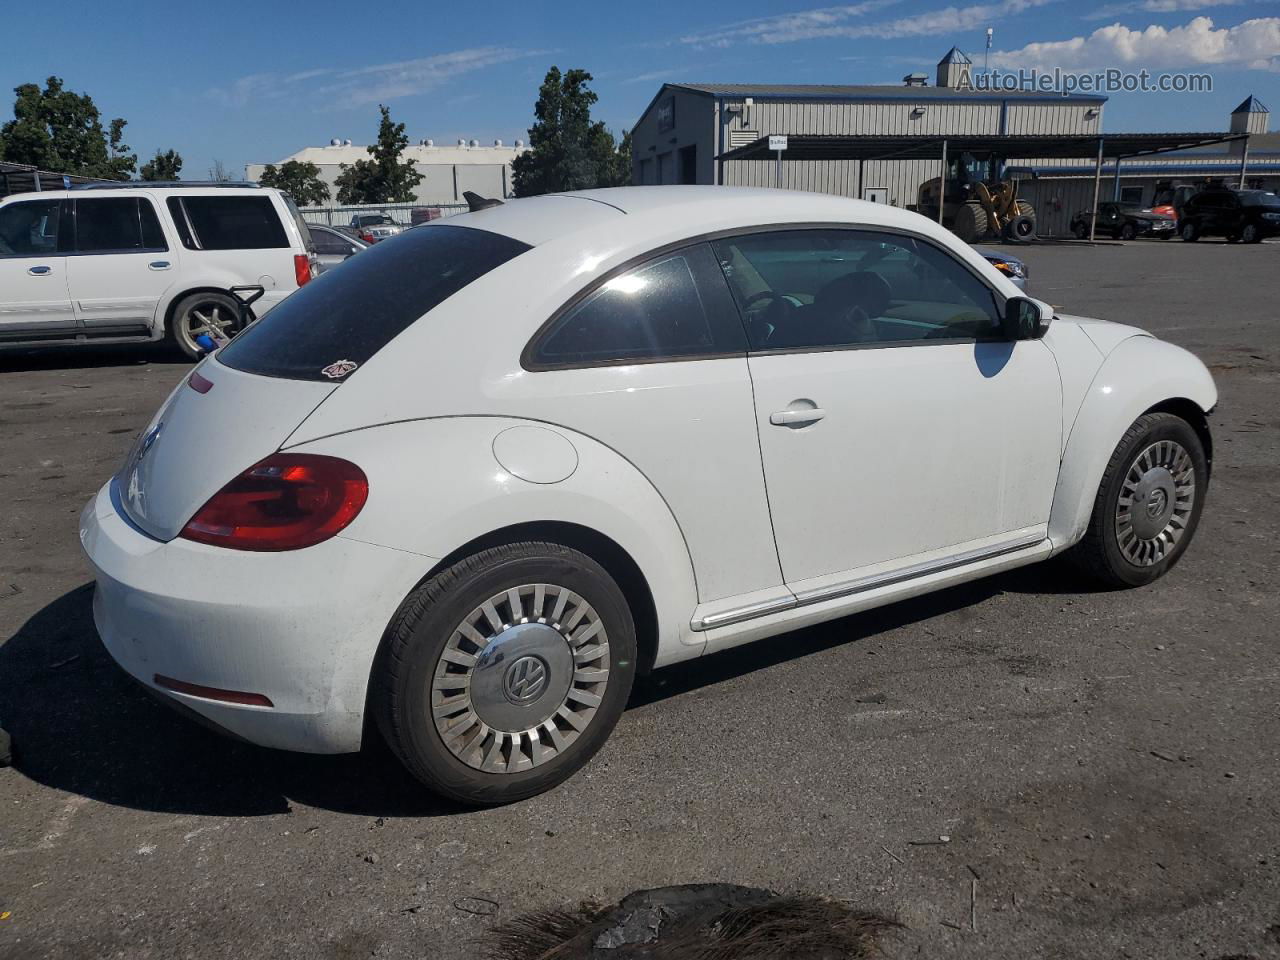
[680,0,1055,46]
[989,16,1280,70]
[622,67,694,84]
[1085,0,1241,21]
[212,47,542,109]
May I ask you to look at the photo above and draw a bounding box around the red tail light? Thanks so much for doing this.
[294,253,314,288]
[180,454,368,551]
[360,231,375,244]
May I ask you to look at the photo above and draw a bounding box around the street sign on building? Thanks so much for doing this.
[768,135,788,152]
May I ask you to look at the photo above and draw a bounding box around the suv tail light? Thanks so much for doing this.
[180,454,368,551]
[294,253,314,288]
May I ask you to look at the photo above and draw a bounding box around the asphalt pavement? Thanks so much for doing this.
[0,238,1277,960]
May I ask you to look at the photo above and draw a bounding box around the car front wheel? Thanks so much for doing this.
[1241,223,1261,244]
[374,542,637,805]
[1070,412,1208,588]
[1180,221,1200,242]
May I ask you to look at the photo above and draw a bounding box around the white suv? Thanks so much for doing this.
[0,182,316,358]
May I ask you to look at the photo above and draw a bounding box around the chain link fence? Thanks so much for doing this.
[298,202,470,227]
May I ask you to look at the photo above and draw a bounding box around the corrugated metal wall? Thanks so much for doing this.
[719,98,1098,203]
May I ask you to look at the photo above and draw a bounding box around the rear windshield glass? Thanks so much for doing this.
[217,224,530,381]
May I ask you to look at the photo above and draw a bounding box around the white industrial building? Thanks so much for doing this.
[246,138,527,207]
[631,49,1277,237]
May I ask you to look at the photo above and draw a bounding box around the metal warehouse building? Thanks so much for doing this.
[631,49,1276,238]
[246,138,527,207]
[631,49,1104,203]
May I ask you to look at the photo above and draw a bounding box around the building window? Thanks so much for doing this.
[1119,186,1144,206]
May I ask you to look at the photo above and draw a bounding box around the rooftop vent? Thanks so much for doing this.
[494,138,503,147]
[329,138,342,146]
[469,139,480,148]
[458,138,467,147]
[343,139,352,146]
[515,139,525,149]
[903,73,928,87]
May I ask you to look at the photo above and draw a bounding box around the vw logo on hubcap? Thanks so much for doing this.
[503,655,549,704]
[1147,488,1168,519]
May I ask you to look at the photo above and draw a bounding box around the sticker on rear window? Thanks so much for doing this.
[321,359,359,379]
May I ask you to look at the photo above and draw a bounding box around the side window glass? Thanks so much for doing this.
[166,197,197,249]
[176,196,288,250]
[531,244,743,367]
[0,199,60,257]
[75,198,168,253]
[712,229,1001,351]
[139,199,167,250]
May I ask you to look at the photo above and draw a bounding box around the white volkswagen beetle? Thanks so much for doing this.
[81,187,1215,804]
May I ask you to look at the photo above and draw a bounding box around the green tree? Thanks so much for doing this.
[0,77,135,179]
[512,67,629,196]
[257,159,330,206]
[334,105,423,204]
[140,148,183,181]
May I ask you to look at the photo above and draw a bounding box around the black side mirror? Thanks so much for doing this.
[1002,297,1046,341]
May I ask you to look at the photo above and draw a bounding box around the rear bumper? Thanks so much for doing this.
[80,482,432,753]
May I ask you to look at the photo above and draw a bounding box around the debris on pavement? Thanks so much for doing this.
[481,884,901,959]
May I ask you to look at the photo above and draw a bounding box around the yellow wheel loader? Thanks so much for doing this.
[916,152,1036,243]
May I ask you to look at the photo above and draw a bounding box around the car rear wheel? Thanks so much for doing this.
[169,291,243,360]
[1073,222,1089,240]
[1180,221,1199,242]
[373,542,637,805]
[1120,223,1136,241]
[1069,412,1208,588]
[1241,223,1261,244]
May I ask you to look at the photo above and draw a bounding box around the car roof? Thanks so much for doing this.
[437,185,934,247]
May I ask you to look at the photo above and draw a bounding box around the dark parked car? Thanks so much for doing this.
[349,213,406,243]
[1070,202,1177,240]
[1179,188,1280,244]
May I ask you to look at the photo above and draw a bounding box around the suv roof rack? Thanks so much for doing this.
[69,181,261,190]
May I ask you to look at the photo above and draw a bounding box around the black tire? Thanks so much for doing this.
[1119,223,1136,241]
[1073,222,1090,240]
[168,291,243,360]
[1241,223,1261,244]
[1180,221,1199,242]
[1003,214,1036,242]
[952,203,989,243]
[1069,412,1208,588]
[373,542,637,805]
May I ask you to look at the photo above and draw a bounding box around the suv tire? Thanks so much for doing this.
[168,291,243,360]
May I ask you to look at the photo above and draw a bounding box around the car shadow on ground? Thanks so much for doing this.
[0,560,1100,819]
[0,343,190,373]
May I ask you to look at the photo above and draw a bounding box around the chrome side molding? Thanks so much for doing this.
[690,534,1046,632]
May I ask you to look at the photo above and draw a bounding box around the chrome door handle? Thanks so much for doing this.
[770,407,826,426]
[27,265,51,276]
[148,260,171,270]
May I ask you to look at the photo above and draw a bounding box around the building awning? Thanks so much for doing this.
[717,132,1249,163]
[0,161,106,197]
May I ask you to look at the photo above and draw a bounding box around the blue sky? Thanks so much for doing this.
[4,0,1278,178]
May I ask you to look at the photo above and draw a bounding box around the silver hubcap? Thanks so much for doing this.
[1115,440,1195,567]
[431,583,610,774]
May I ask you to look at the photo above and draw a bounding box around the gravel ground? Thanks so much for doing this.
[1,239,1277,960]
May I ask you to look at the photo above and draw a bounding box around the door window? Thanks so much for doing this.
[310,229,355,256]
[712,229,1001,351]
[0,199,60,257]
[74,198,168,253]
[527,243,745,368]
